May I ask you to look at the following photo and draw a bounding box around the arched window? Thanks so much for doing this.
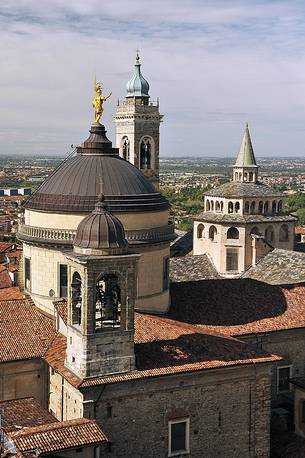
[244,172,248,181]
[228,202,234,213]
[264,201,269,213]
[216,201,220,212]
[250,226,260,236]
[265,226,274,243]
[71,272,82,326]
[272,200,277,213]
[250,201,256,214]
[197,224,205,239]
[211,201,214,211]
[245,201,250,214]
[258,201,263,214]
[235,202,240,213]
[95,274,121,331]
[249,172,253,181]
[279,224,289,242]
[206,200,211,211]
[227,227,239,239]
[140,137,152,169]
[209,225,217,241]
[122,136,130,161]
[235,172,238,180]
[278,200,283,212]
[239,172,242,181]
[220,201,224,212]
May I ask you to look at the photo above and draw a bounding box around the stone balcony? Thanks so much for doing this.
[18,222,176,247]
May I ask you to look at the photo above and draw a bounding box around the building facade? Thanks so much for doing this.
[193,125,296,275]
[114,52,163,189]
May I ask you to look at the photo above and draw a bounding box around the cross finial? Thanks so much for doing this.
[136,48,140,63]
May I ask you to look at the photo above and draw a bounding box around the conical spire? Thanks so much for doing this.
[235,124,257,167]
[126,50,150,98]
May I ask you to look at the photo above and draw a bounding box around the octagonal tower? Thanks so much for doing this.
[193,125,296,276]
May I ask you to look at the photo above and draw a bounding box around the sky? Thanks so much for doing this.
[1,0,305,157]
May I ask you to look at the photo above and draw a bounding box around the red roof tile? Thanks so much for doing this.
[0,299,56,362]
[44,314,279,389]
[170,279,305,336]
[0,242,14,252]
[0,268,12,288]
[0,397,57,432]
[0,287,24,301]
[54,300,68,325]
[10,418,107,453]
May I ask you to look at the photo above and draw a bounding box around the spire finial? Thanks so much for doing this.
[136,48,140,63]
[95,177,107,211]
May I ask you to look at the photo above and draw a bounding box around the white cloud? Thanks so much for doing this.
[1,0,305,156]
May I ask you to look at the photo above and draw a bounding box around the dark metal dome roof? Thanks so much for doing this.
[24,124,169,213]
[73,195,128,253]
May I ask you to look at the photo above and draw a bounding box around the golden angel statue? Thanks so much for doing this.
[92,79,112,124]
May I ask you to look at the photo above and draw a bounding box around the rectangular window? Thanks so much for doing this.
[277,365,292,393]
[163,256,170,291]
[59,264,68,298]
[168,418,190,457]
[226,248,238,272]
[24,257,31,290]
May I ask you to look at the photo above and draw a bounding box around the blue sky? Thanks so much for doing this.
[1,0,305,157]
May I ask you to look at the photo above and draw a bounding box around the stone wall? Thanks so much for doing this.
[241,328,305,403]
[0,359,47,406]
[80,364,272,458]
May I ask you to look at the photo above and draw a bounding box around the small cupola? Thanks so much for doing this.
[126,50,150,102]
[73,194,128,256]
[233,124,259,183]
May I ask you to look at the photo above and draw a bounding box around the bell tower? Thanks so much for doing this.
[65,194,140,379]
[114,51,163,189]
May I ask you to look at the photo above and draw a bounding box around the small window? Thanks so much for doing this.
[245,201,250,214]
[227,227,239,240]
[277,365,292,393]
[258,201,263,214]
[197,224,204,239]
[228,202,233,213]
[235,202,240,213]
[206,200,210,212]
[59,264,68,298]
[25,257,31,291]
[272,200,277,213]
[250,201,256,214]
[163,257,170,291]
[264,201,269,213]
[168,418,190,457]
[249,172,253,181]
[226,248,238,272]
[209,225,217,241]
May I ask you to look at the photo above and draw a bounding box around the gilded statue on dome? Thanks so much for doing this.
[92,79,112,124]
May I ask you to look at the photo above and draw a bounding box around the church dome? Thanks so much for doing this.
[126,51,149,99]
[73,194,128,254]
[24,124,168,213]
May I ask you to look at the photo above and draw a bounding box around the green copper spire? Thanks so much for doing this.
[126,50,150,99]
[235,124,257,167]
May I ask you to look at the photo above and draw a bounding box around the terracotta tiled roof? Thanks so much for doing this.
[79,313,279,388]
[10,418,107,454]
[295,226,305,235]
[0,397,57,432]
[0,242,14,252]
[0,268,12,288]
[170,279,305,336]
[7,250,22,259]
[0,299,56,362]
[44,314,279,389]
[53,300,68,325]
[8,264,19,273]
[0,287,24,301]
